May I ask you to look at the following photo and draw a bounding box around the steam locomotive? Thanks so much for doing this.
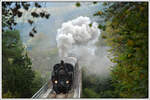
[51,57,78,94]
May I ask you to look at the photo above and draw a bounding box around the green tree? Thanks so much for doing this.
[94,2,148,98]
[81,68,116,98]
[82,88,100,98]
[31,71,45,94]
[2,30,39,98]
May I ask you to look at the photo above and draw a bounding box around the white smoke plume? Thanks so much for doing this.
[56,16,100,58]
[56,16,113,76]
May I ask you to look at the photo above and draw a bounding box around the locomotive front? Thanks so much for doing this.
[51,57,77,94]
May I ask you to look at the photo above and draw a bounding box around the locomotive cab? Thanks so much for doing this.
[51,59,75,94]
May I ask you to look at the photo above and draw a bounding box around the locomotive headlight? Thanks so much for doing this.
[54,80,58,84]
[66,80,69,84]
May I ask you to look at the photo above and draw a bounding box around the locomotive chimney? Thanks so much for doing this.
[61,60,64,66]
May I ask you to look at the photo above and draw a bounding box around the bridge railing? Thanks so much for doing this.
[32,81,49,98]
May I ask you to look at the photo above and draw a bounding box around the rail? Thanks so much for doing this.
[32,81,49,98]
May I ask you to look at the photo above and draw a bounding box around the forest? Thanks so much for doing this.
[2,2,148,98]
[82,2,148,98]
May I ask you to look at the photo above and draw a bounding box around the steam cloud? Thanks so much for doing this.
[56,16,100,58]
[56,16,113,76]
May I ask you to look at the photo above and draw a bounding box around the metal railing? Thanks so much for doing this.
[32,81,49,98]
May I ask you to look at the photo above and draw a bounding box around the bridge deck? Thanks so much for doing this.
[32,70,81,98]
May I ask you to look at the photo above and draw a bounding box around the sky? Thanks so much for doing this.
[16,2,103,46]
[14,2,113,78]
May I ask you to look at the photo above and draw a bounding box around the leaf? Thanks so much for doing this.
[35,2,41,8]
[28,20,33,25]
[93,2,97,4]
[94,11,103,16]
[32,27,37,33]
[8,58,14,64]
[29,32,34,37]
[31,12,39,17]
[45,14,50,19]
[89,23,92,27]
[127,40,134,46]
[140,74,144,79]
[102,35,107,39]
[127,54,132,57]
[76,2,81,7]
[40,12,45,18]
[17,11,22,17]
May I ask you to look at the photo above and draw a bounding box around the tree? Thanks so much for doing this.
[81,68,116,98]
[94,2,148,98]
[2,2,50,37]
[31,71,45,94]
[2,2,50,97]
[2,30,37,98]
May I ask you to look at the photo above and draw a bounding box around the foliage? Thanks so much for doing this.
[2,30,44,98]
[76,2,81,7]
[2,2,50,37]
[82,88,100,98]
[2,91,20,98]
[93,2,97,4]
[94,2,148,98]
[95,31,107,47]
[31,71,45,94]
[81,68,117,98]
[2,3,51,97]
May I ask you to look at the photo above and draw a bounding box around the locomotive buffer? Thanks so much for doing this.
[32,57,82,98]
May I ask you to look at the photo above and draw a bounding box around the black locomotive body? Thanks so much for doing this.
[51,60,75,94]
